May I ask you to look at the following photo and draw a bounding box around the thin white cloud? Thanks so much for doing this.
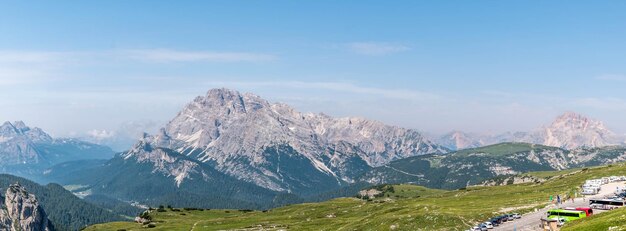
[572,97,626,110]
[0,67,67,86]
[347,42,410,56]
[0,51,80,86]
[122,49,276,63]
[0,49,277,86]
[204,80,439,101]
[87,129,116,139]
[595,74,626,82]
[0,49,276,64]
[0,51,68,63]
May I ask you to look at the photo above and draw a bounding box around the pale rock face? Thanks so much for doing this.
[438,112,624,150]
[121,138,207,187]
[0,121,50,165]
[536,112,621,149]
[525,149,571,170]
[0,183,53,231]
[488,164,517,175]
[0,121,114,169]
[149,88,446,192]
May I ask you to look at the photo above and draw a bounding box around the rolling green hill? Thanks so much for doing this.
[361,143,626,190]
[85,162,626,231]
[453,142,562,157]
[360,142,569,189]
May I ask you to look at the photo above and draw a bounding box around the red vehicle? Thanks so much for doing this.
[576,207,593,216]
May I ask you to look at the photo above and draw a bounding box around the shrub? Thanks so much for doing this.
[139,211,152,220]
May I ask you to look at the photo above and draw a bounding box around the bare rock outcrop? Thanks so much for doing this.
[0,183,54,231]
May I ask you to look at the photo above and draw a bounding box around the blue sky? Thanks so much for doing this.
[2,1,626,137]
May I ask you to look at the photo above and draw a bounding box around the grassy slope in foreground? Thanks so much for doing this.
[86,163,626,231]
[562,207,626,231]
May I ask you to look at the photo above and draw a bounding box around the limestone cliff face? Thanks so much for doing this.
[149,88,446,192]
[437,112,625,151]
[0,183,53,231]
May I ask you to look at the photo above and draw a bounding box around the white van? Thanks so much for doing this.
[582,188,598,195]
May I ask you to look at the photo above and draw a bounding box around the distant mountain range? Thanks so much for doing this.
[41,88,626,210]
[361,142,626,189]
[45,89,447,208]
[4,88,626,213]
[0,121,115,180]
[436,112,625,150]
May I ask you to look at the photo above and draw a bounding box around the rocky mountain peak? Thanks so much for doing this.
[438,112,624,151]
[0,121,20,136]
[202,88,268,115]
[12,121,28,130]
[542,112,618,149]
[122,135,160,160]
[550,112,606,130]
[151,88,445,193]
[122,139,204,187]
[0,183,54,231]
[0,121,52,143]
[0,121,114,169]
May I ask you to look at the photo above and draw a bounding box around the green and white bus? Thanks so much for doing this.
[547,209,586,222]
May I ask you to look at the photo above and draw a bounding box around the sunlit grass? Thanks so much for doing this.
[86,163,626,231]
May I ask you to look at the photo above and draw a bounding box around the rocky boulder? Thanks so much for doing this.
[0,183,54,231]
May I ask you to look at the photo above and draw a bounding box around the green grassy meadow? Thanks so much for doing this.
[86,163,626,231]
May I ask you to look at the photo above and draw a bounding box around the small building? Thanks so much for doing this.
[540,218,560,231]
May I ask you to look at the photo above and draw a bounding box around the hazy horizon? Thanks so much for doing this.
[1,87,622,139]
[2,1,626,136]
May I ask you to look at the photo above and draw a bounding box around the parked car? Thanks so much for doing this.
[512,213,522,219]
[506,214,515,221]
[482,222,494,229]
[489,218,500,226]
[479,224,489,231]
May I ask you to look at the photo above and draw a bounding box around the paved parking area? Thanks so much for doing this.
[492,182,625,231]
